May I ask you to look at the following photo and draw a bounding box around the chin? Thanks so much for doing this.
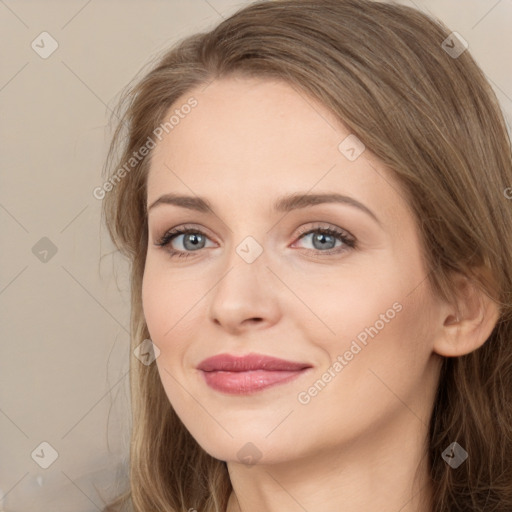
[190,432,290,466]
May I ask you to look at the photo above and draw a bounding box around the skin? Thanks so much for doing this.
[142,75,499,512]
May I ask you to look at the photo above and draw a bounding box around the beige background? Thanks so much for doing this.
[1,0,511,510]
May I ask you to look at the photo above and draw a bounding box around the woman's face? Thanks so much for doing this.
[143,76,444,464]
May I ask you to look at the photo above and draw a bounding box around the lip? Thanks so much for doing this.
[197,353,313,395]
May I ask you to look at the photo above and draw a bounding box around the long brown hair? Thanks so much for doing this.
[100,0,512,510]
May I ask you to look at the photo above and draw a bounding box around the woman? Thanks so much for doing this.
[101,0,512,510]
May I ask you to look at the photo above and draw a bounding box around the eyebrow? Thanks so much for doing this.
[147,192,381,225]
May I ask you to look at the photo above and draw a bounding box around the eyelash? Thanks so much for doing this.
[154,224,356,259]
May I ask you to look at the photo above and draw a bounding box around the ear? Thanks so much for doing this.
[433,272,500,357]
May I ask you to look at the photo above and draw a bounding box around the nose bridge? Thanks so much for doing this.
[218,209,271,271]
[207,233,280,329]
[219,233,270,296]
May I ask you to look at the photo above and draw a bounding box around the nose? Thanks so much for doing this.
[207,247,282,334]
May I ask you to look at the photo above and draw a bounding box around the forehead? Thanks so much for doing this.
[153,76,343,166]
[147,76,410,230]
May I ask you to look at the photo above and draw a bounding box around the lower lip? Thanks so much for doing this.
[200,369,310,394]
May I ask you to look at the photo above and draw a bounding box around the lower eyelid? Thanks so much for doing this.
[161,234,353,258]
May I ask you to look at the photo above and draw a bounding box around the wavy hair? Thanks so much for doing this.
[101,0,512,510]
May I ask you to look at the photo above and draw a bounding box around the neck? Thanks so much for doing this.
[225,411,433,512]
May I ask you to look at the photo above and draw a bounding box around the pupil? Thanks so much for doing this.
[185,233,202,249]
[315,233,334,249]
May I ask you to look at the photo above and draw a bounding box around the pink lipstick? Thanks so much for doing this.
[197,353,312,394]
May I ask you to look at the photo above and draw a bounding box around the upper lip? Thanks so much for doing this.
[197,353,312,372]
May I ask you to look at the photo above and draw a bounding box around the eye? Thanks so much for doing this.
[154,225,215,259]
[292,224,356,256]
[154,223,356,259]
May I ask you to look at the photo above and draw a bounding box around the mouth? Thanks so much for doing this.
[197,353,313,395]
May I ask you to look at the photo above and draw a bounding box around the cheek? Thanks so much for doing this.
[141,263,165,340]
[141,264,204,408]
[296,281,434,429]
[141,260,203,353]
[290,261,401,342]
[303,259,431,372]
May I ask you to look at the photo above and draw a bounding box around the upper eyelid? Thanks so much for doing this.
[296,223,353,238]
[157,222,348,236]
[160,224,216,242]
